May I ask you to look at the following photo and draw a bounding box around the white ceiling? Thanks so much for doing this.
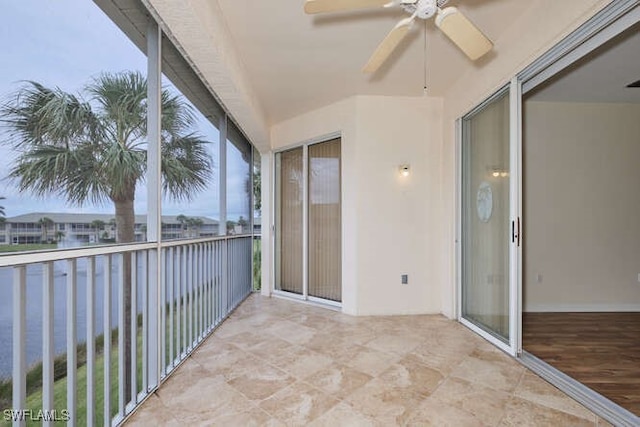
[217,0,533,124]
[528,22,640,104]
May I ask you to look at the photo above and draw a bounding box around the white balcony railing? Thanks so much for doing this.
[0,235,253,426]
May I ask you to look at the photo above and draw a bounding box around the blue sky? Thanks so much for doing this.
[0,0,251,221]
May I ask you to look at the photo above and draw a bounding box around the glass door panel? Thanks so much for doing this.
[275,148,303,294]
[461,90,511,344]
[308,139,341,302]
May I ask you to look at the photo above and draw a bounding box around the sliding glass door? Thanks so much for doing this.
[275,147,304,295]
[460,85,520,353]
[275,138,342,304]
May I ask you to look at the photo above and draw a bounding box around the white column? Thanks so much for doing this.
[260,151,272,297]
[219,116,227,236]
[146,19,162,389]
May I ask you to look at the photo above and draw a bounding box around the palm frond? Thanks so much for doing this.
[1,71,215,207]
[0,81,98,148]
[161,133,213,201]
[7,143,110,205]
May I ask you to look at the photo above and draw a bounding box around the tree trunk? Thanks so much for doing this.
[114,195,135,404]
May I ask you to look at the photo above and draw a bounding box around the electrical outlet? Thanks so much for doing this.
[401,274,408,285]
[637,273,640,283]
[536,274,543,284]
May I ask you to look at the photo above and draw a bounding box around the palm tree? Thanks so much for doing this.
[38,217,54,243]
[0,71,212,402]
[0,196,6,218]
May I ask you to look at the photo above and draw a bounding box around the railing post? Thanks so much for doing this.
[12,266,26,427]
[130,253,137,404]
[42,262,54,427]
[86,257,96,426]
[66,259,77,427]
[168,247,174,370]
[142,249,159,392]
[103,255,112,426]
[118,253,125,418]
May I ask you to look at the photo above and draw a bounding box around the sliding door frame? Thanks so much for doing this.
[457,83,522,357]
[272,132,342,308]
[457,1,639,425]
[514,2,640,425]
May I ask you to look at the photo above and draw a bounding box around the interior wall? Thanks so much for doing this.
[524,101,640,312]
[438,0,611,318]
[270,95,443,316]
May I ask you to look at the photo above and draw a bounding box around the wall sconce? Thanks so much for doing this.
[399,164,410,177]
[489,167,509,178]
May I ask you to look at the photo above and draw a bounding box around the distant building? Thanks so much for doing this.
[0,212,219,245]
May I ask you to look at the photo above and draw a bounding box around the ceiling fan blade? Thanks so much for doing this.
[435,7,493,61]
[362,16,413,74]
[304,0,392,15]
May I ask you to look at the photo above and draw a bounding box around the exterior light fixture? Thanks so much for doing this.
[399,164,410,177]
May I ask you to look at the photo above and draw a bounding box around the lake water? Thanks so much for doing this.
[0,258,141,379]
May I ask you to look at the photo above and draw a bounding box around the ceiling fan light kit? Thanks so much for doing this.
[304,0,493,73]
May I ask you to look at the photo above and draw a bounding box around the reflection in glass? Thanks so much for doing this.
[462,91,510,343]
[308,139,341,302]
[275,148,303,295]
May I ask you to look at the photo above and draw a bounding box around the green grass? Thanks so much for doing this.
[0,330,143,427]
[0,244,58,253]
[253,238,261,291]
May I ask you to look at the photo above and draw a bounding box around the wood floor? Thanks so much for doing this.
[523,312,640,416]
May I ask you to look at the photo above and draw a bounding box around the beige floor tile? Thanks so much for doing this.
[157,358,224,397]
[405,396,491,427]
[304,332,355,357]
[265,319,318,345]
[158,377,256,420]
[227,364,295,401]
[241,336,295,361]
[337,345,400,377]
[514,371,596,422]
[259,381,340,425]
[364,333,422,355]
[192,343,261,381]
[451,348,525,393]
[307,402,376,427]
[321,322,378,345]
[125,394,182,427]
[596,416,615,426]
[223,330,274,350]
[378,355,445,397]
[430,376,511,425]
[267,346,335,379]
[129,295,613,427]
[208,407,285,427]
[345,377,425,425]
[498,396,594,427]
[304,363,373,399]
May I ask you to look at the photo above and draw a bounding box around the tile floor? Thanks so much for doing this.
[125,294,612,426]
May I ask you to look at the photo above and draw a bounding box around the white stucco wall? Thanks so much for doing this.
[270,95,443,315]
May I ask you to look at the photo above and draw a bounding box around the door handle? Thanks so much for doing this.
[511,218,521,246]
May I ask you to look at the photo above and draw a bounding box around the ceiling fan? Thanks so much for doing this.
[304,0,493,73]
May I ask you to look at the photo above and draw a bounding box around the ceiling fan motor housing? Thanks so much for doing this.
[402,0,439,20]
